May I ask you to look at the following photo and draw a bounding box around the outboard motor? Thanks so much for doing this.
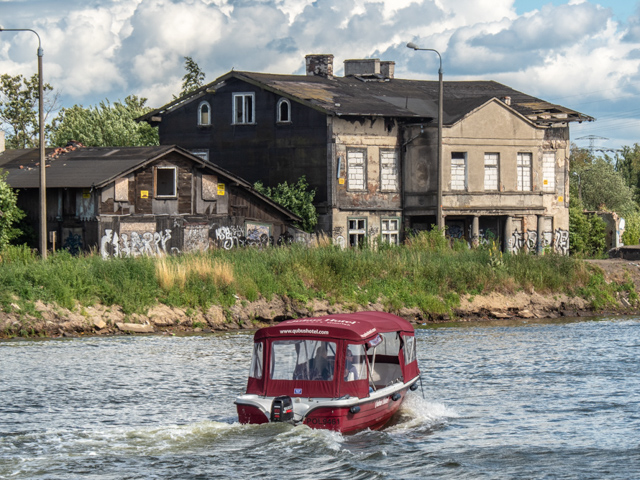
[270,395,294,423]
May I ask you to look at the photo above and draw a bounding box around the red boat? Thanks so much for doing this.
[235,311,420,433]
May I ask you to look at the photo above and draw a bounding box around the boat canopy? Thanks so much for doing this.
[246,312,419,399]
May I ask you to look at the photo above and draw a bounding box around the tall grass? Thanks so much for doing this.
[0,234,617,317]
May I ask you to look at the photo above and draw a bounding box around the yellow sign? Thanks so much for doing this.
[339,178,345,185]
[83,189,91,199]
[141,190,149,199]
[543,179,548,185]
[558,196,563,202]
[217,183,225,196]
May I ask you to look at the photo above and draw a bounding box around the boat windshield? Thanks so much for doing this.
[270,340,337,381]
[249,341,263,379]
[344,344,367,381]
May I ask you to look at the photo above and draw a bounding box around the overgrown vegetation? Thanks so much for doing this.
[0,230,622,319]
[254,176,318,232]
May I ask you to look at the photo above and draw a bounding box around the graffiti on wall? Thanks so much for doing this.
[101,228,173,259]
[554,229,569,255]
[507,228,568,255]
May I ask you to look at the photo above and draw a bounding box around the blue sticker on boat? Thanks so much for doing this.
[294,388,302,395]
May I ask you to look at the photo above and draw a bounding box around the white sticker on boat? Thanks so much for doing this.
[374,397,390,408]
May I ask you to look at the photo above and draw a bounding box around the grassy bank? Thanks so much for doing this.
[0,231,633,323]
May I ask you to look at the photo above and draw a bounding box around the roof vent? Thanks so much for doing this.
[305,54,334,78]
[502,96,512,106]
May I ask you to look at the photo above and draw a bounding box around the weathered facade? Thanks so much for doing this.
[139,54,592,252]
[0,145,302,257]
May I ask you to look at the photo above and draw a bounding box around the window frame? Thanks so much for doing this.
[517,152,532,192]
[276,97,291,124]
[542,152,556,192]
[380,149,399,192]
[155,166,177,198]
[348,217,367,248]
[484,152,499,191]
[197,101,211,126]
[450,152,467,191]
[381,217,400,245]
[232,92,255,125]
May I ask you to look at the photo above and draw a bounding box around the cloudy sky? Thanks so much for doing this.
[1,0,639,153]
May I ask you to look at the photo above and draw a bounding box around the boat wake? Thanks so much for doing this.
[384,394,459,434]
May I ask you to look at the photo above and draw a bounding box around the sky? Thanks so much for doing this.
[1,0,639,154]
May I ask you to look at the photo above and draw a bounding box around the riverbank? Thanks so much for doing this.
[1,258,637,339]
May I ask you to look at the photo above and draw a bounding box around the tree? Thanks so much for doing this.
[0,73,55,148]
[49,95,159,147]
[615,143,640,203]
[568,197,606,257]
[178,56,205,98]
[0,170,25,251]
[254,176,318,233]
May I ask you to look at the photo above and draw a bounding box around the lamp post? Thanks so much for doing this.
[406,42,444,231]
[0,27,47,259]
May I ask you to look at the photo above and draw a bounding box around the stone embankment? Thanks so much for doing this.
[1,259,638,339]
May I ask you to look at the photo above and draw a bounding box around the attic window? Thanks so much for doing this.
[277,98,291,123]
[198,101,211,126]
[155,166,177,198]
[232,92,255,125]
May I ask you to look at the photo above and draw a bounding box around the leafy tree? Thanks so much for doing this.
[569,146,637,216]
[615,143,640,203]
[49,95,159,147]
[177,56,205,98]
[568,197,606,257]
[0,170,25,251]
[0,73,55,148]
[254,176,318,233]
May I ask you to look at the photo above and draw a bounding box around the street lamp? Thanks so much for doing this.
[406,42,444,231]
[0,27,47,259]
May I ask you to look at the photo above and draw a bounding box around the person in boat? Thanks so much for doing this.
[312,343,334,380]
[344,349,359,381]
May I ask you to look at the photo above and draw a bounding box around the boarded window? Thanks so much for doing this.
[517,153,532,191]
[451,152,466,191]
[484,153,499,191]
[542,152,555,192]
[198,101,211,126]
[347,150,366,191]
[156,166,177,197]
[202,174,217,201]
[380,150,398,192]
[233,93,254,124]
[115,177,129,202]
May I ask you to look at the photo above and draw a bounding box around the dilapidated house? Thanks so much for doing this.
[138,54,593,253]
[0,144,302,257]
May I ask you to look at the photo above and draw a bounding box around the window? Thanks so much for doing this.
[517,153,532,191]
[403,335,416,365]
[347,149,366,191]
[277,98,291,123]
[191,149,209,162]
[542,152,555,192]
[345,344,367,382]
[270,339,336,381]
[380,150,398,192]
[451,152,467,190]
[348,218,367,247]
[249,342,263,379]
[198,101,211,126]
[155,166,177,197]
[381,218,400,245]
[484,153,499,191]
[232,92,255,124]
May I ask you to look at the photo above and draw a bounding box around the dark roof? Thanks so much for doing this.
[139,71,593,126]
[0,145,302,223]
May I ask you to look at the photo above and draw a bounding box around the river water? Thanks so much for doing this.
[1,316,639,479]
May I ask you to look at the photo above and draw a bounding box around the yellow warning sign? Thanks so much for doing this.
[217,183,225,196]
[141,190,149,199]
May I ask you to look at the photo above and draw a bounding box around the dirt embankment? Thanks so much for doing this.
[1,259,638,339]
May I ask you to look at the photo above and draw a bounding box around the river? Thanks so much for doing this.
[1,316,639,479]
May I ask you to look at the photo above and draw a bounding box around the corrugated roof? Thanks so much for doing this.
[139,70,593,125]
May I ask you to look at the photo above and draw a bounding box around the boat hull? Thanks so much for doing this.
[236,383,413,434]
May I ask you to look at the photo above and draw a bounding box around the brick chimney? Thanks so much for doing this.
[380,61,395,79]
[344,58,380,77]
[305,54,334,78]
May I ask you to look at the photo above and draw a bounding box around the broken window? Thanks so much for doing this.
[347,149,366,191]
[277,98,291,123]
[451,152,467,191]
[542,152,555,192]
[517,153,532,191]
[348,218,367,247]
[484,153,499,191]
[233,92,254,124]
[380,150,398,192]
[155,166,177,197]
[381,218,400,245]
[198,101,211,126]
